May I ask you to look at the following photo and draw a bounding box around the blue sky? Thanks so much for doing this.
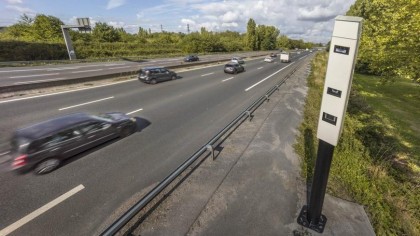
[0,0,356,43]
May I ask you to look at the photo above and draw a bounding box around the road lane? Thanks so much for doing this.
[0,51,277,87]
[0,52,312,235]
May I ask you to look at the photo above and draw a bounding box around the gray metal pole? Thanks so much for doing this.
[61,26,77,60]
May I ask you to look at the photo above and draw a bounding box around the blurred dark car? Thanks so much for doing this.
[270,53,277,58]
[10,112,136,174]
[138,67,177,84]
[184,55,199,62]
[224,62,245,74]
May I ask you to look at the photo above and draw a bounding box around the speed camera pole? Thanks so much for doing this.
[297,15,362,233]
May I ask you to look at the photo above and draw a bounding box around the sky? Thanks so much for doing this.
[0,0,356,43]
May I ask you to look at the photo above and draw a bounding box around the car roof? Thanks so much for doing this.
[15,113,95,140]
[226,62,239,66]
[142,67,165,70]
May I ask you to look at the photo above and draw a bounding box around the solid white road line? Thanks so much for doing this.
[0,68,45,73]
[245,62,295,92]
[0,184,85,236]
[14,78,66,85]
[10,73,59,79]
[126,108,143,115]
[104,63,125,67]
[71,69,103,74]
[222,77,234,82]
[257,67,264,70]
[201,72,214,77]
[0,79,136,104]
[59,96,114,111]
[0,151,10,156]
[47,67,80,71]
[107,66,131,70]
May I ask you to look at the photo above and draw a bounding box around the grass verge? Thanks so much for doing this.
[294,52,420,235]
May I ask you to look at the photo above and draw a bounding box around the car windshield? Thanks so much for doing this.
[90,114,114,122]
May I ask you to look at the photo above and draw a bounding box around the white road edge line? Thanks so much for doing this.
[107,66,131,70]
[126,108,143,115]
[59,96,114,111]
[71,69,103,74]
[14,78,66,85]
[0,184,85,236]
[0,151,10,156]
[0,79,136,104]
[201,72,214,77]
[10,73,59,79]
[245,62,295,92]
[222,77,234,82]
[257,67,263,70]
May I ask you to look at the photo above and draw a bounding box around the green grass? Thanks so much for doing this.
[295,52,420,235]
[353,75,420,164]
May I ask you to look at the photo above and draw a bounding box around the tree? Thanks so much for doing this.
[246,18,257,50]
[347,0,420,82]
[32,14,64,42]
[92,22,121,42]
[277,35,291,49]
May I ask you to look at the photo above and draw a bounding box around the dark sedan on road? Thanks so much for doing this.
[9,112,136,174]
[138,67,178,84]
[184,55,199,62]
[224,62,245,74]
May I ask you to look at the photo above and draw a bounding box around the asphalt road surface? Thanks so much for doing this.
[0,52,274,87]
[0,51,311,235]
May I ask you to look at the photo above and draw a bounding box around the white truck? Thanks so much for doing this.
[280,52,290,63]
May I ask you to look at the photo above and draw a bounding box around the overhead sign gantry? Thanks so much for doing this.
[61,18,91,60]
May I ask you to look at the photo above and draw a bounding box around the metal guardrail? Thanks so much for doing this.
[100,57,307,236]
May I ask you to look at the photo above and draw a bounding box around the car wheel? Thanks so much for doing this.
[34,158,60,175]
[234,69,238,74]
[150,79,157,84]
[171,75,177,80]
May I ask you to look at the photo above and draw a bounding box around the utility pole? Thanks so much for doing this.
[187,24,190,34]
[160,24,163,32]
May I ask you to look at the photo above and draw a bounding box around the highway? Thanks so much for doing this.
[0,51,311,235]
[0,52,273,87]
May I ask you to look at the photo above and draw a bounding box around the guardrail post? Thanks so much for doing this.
[245,111,253,121]
[265,94,270,102]
[206,144,215,160]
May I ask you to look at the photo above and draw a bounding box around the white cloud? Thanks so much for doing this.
[181,18,196,25]
[5,5,34,14]
[106,0,126,10]
[221,22,238,28]
[5,0,23,4]
[220,11,239,22]
[133,0,355,42]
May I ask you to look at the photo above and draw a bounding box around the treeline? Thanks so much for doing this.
[347,0,420,82]
[0,14,318,61]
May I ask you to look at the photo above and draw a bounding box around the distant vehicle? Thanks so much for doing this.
[270,53,277,58]
[224,62,245,74]
[231,57,245,64]
[9,112,137,174]
[264,57,275,63]
[184,55,199,62]
[280,53,290,63]
[138,67,177,84]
